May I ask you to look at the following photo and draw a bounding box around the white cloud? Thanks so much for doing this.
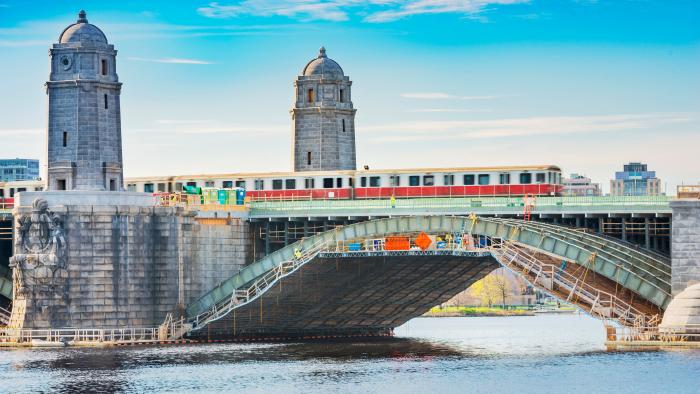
[197,0,529,22]
[128,57,214,65]
[361,113,696,142]
[401,92,507,100]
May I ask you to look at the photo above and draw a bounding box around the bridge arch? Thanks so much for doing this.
[186,216,671,338]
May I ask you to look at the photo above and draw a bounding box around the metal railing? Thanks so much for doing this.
[0,313,191,345]
[248,195,673,217]
[0,306,10,326]
[492,243,653,327]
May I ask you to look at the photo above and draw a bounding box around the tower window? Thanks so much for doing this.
[339,89,345,102]
[57,179,66,191]
[307,151,312,166]
[109,179,116,191]
[307,88,315,103]
[101,59,108,75]
[342,119,346,132]
[104,94,108,109]
[63,131,68,147]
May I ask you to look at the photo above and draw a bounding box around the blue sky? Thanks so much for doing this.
[0,0,698,192]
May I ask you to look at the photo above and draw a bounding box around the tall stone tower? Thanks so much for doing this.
[46,10,123,191]
[292,47,356,172]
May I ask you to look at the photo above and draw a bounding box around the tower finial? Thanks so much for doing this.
[77,10,88,23]
[318,46,327,58]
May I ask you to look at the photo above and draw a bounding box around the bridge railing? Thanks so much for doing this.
[249,195,673,216]
[493,242,654,327]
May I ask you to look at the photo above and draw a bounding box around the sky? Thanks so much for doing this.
[0,0,698,193]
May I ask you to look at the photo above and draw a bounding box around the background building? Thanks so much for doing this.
[0,159,39,182]
[610,162,662,196]
[561,173,601,197]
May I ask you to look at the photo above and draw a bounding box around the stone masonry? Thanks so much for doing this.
[670,199,700,295]
[9,199,250,329]
[292,47,357,172]
[46,11,124,191]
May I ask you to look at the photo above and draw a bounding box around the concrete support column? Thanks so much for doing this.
[644,217,651,250]
[303,221,309,238]
[284,221,289,246]
[265,221,271,256]
[598,217,604,234]
[621,218,627,242]
[575,216,582,229]
[670,200,700,295]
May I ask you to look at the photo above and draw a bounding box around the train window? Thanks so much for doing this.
[464,174,475,185]
[536,173,545,183]
[478,174,490,185]
[175,182,183,191]
[369,176,381,187]
[205,181,215,188]
[236,181,246,189]
[349,178,354,187]
[144,183,154,193]
[336,178,343,188]
[360,177,367,187]
[286,179,296,189]
[444,174,454,186]
[323,178,334,188]
[308,88,315,103]
[254,179,264,190]
[499,174,510,184]
[409,176,420,186]
[127,184,137,192]
[222,181,233,188]
[186,181,197,187]
[389,175,400,187]
[157,183,166,192]
[423,175,434,186]
[0,189,3,197]
[9,188,14,197]
[17,188,26,193]
[520,173,532,184]
[272,180,283,190]
[304,178,314,189]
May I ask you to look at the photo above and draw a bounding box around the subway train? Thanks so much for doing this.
[0,165,563,206]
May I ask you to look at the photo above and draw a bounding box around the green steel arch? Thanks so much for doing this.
[186,216,672,320]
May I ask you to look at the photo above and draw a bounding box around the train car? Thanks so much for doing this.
[124,165,563,200]
[0,180,45,209]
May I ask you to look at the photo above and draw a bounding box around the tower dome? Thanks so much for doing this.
[59,10,108,45]
[302,47,344,79]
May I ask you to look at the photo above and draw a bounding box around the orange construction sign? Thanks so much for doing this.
[415,232,432,251]
[385,236,410,251]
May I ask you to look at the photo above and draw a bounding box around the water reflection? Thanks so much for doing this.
[1,315,699,394]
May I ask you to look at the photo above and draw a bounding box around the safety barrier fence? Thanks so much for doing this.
[247,195,673,216]
[0,313,190,345]
[608,324,700,343]
[0,306,10,326]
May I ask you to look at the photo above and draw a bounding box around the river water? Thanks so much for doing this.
[1,314,698,393]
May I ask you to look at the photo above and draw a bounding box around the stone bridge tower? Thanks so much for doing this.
[291,47,357,172]
[46,10,123,191]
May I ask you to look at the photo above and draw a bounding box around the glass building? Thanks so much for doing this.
[0,159,40,182]
[610,162,661,196]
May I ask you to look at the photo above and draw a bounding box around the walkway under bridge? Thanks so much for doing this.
[185,215,671,339]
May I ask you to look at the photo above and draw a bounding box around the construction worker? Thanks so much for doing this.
[294,248,302,259]
[445,233,453,248]
[390,195,396,209]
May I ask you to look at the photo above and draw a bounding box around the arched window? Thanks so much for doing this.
[307,88,315,103]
